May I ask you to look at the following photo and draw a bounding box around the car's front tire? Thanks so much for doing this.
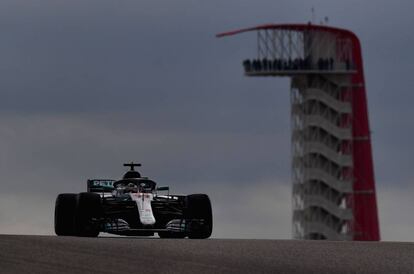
[75,192,102,237]
[185,194,213,239]
[55,193,77,236]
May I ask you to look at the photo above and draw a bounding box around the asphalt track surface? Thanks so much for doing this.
[0,235,414,274]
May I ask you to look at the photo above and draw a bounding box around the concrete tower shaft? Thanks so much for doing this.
[217,24,380,241]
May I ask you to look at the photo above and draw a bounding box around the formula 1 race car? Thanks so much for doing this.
[54,163,212,239]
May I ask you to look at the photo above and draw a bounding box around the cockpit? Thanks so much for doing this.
[112,162,158,195]
[113,179,157,194]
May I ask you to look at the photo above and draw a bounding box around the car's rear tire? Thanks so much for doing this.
[55,193,77,236]
[75,192,102,237]
[185,194,213,239]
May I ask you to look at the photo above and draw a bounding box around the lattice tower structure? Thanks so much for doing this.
[217,24,380,241]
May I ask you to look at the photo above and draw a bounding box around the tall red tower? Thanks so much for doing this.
[218,24,380,241]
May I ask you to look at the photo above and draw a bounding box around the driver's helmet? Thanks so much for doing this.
[126,182,138,193]
[123,170,141,179]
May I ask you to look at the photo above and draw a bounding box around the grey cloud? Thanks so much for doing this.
[378,184,414,242]
[0,114,290,194]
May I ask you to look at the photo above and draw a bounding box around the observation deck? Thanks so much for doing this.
[243,58,356,77]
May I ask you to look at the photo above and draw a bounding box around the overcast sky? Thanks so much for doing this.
[0,0,413,240]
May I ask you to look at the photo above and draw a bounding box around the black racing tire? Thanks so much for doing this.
[158,231,186,239]
[54,193,77,236]
[185,194,213,239]
[75,192,102,237]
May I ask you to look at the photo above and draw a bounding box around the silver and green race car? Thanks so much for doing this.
[54,163,213,239]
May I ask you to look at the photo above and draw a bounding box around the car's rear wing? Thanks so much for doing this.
[87,179,116,193]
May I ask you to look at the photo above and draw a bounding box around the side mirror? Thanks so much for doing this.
[156,186,169,191]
